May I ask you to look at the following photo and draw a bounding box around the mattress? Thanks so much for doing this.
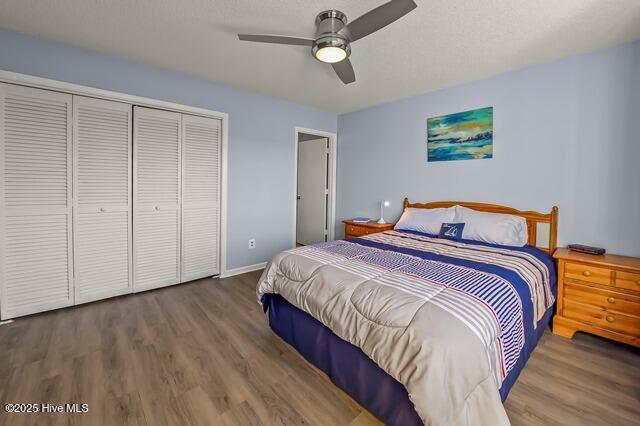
[258,230,557,425]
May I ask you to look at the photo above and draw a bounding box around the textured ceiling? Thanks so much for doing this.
[1,0,639,113]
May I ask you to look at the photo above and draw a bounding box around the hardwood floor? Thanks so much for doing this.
[0,270,638,426]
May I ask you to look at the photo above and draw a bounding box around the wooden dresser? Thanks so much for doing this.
[343,220,395,240]
[553,248,640,347]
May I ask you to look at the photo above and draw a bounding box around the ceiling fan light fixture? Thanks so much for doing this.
[315,46,347,63]
[312,36,350,64]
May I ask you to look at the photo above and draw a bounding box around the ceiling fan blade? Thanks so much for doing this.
[237,34,314,46]
[340,0,417,42]
[332,59,356,84]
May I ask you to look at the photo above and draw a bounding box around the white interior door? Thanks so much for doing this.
[181,114,220,281]
[133,106,181,292]
[73,96,132,303]
[296,137,328,246]
[0,83,74,319]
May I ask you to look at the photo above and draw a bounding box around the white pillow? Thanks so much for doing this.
[394,207,456,235]
[454,205,528,246]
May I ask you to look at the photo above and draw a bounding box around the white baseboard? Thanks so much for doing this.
[220,262,267,278]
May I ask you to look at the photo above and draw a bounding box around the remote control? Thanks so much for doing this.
[568,244,606,255]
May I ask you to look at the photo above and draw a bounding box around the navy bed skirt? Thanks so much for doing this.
[263,293,554,425]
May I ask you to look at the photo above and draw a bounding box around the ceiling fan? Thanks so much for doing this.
[237,0,417,84]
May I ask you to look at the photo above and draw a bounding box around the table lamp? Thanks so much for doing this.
[378,200,390,224]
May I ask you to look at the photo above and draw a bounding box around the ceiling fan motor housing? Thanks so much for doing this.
[313,10,351,61]
[315,10,347,35]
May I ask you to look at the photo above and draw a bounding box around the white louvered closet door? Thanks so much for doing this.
[181,115,220,281]
[133,107,181,291]
[73,96,132,303]
[0,83,74,319]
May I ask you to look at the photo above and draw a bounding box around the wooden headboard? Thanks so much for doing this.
[403,198,559,254]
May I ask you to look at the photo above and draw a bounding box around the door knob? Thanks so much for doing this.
[99,207,105,213]
[154,206,160,211]
[297,196,301,200]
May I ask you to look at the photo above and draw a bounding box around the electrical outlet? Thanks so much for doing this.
[248,238,256,249]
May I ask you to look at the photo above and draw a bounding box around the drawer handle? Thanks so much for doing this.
[607,297,615,304]
[605,315,615,323]
[582,271,592,277]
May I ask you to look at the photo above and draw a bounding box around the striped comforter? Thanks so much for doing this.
[257,230,554,426]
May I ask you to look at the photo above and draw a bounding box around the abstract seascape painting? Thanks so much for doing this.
[427,107,493,162]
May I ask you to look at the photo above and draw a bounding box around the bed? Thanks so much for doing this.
[258,200,559,425]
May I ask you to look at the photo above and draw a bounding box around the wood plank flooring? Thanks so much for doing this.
[0,270,638,426]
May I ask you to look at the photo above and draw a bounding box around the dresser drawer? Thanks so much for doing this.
[564,262,612,286]
[563,299,640,336]
[345,225,368,237]
[564,283,640,316]
[616,270,640,293]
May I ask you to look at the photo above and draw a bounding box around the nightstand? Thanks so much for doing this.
[343,220,395,240]
[553,248,640,347]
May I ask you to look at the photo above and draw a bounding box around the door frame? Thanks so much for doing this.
[293,127,337,247]
[0,70,230,277]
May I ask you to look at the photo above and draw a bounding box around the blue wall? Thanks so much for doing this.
[337,41,640,256]
[0,29,337,270]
